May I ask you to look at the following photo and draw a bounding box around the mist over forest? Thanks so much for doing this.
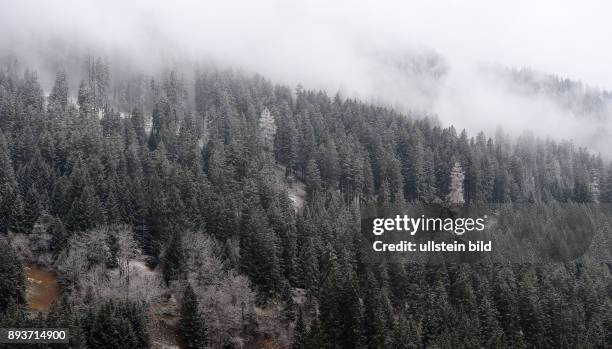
[1,1,612,349]
[3,0,612,156]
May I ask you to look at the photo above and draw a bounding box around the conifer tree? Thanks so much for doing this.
[259,107,276,151]
[305,159,322,199]
[78,80,93,115]
[87,300,148,349]
[66,184,104,232]
[22,186,43,230]
[162,233,186,284]
[337,278,365,349]
[292,308,307,349]
[48,69,69,113]
[302,314,321,349]
[0,133,19,233]
[130,107,146,145]
[0,61,610,349]
[0,242,25,313]
[447,161,465,204]
[363,272,388,349]
[391,314,421,349]
[179,285,208,349]
[603,164,612,203]
[239,205,282,301]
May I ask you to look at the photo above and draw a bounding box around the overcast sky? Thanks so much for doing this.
[1,0,611,87]
[2,0,612,154]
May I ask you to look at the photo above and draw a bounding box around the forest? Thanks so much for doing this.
[0,57,611,348]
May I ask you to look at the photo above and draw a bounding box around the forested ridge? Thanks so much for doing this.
[0,59,611,348]
[500,67,612,120]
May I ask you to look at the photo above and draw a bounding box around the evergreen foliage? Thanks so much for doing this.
[179,284,208,349]
[0,61,610,348]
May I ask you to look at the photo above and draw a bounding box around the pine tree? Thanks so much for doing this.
[318,245,342,345]
[0,242,25,313]
[274,110,298,175]
[492,268,521,346]
[22,186,42,231]
[305,315,323,349]
[179,285,208,349]
[305,159,322,199]
[162,233,186,284]
[603,164,612,203]
[88,301,123,348]
[8,192,26,234]
[337,278,365,349]
[363,272,388,349]
[130,107,146,145]
[422,278,453,346]
[48,69,69,112]
[78,80,93,115]
[282,280,296,321]
[48,216,69,255]
[0,133,19,233]
[292,308,307,349]
[297,233,319,293]
[259,107,276,151]
[87,300,148,349]
[66,183,104,232]
[239,206,282,301]
[391,314,421,349]
[589,169,601,203]
[447,161,465,204]
[517,268,545,347]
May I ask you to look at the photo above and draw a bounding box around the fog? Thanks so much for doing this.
[2,0,612,155]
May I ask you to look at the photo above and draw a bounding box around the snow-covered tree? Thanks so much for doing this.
[259,107,276,151]
[447,161,465,204]
[590,169,601,203]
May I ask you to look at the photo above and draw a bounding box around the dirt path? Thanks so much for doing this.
[25,265,60,313]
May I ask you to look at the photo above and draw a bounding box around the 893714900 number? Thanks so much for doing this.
[0,328,69,344]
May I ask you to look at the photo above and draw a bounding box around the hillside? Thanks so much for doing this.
[0,60,611,348]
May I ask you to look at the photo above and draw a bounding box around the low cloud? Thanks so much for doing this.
[1,0,612,155]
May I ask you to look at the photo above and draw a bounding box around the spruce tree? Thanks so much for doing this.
[162,233,186,285]
[305,159,322,200]
[0,133,19,233]
[292,308,307,349]
[447,161,465,204]
[337,278,365,349]
[239,206,282,301]
[179,285,208,349]
[259,107,276,152]
[48,69,69,113]
[391,314,421,349]
[305,315,323,349]
[0,242,25,313]
[363,272,388,349]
